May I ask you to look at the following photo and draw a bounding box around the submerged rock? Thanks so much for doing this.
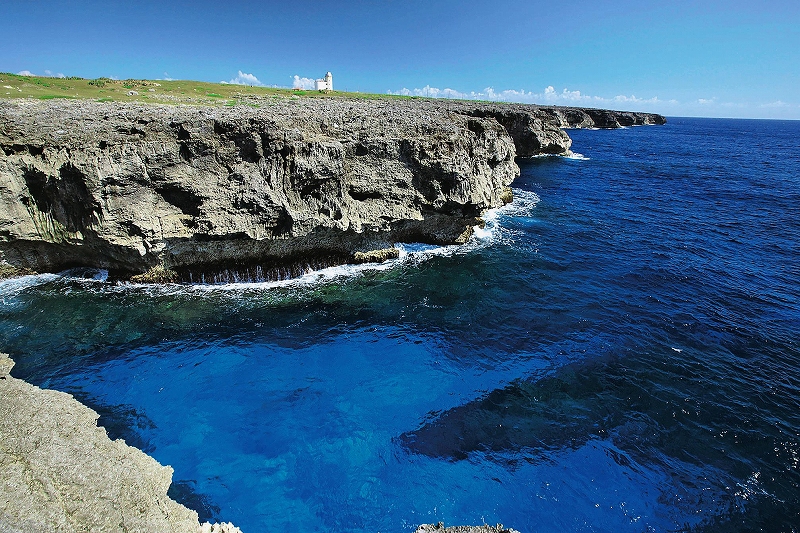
[0,353,241,533]
[353,247,400,264]
[130,264,179,283]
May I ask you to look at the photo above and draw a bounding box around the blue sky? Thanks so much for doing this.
[3,0,798,118]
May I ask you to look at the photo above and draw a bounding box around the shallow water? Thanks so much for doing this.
[2,117,798,532]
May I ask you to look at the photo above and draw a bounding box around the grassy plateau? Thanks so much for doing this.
[0,72,415,107]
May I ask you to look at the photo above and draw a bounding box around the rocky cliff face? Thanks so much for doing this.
[0,97,663,281]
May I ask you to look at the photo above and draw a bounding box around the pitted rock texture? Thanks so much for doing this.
[0,97,663,280]
[0,353,240,533]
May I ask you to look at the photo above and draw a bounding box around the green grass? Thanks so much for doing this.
[0,72,439,107]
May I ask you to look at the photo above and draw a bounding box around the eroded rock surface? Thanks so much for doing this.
[0,353,240,533]
[0,97,663,281]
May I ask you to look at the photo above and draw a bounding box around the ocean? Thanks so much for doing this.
[1,117,798,532]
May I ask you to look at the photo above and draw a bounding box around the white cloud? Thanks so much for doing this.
[760,100,789,108]
[17,70,34,76]
[43,70,65,78]
[221,70,264,86]
[292,75,316,90]
[391,85,469,99]
[161,72,174,81]
[388,84,678,110]
[697,98,716,105]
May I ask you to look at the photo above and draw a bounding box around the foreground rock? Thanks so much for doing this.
[0,353,240,533]
[0,97,663,281]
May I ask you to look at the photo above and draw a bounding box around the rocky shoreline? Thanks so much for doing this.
[0,96,663,282]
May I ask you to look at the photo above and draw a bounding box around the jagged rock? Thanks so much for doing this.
[199,522,242,533]
[0,97,663,281]
[0,262,35,280]
[416,522,520,533]
[129,264,179,283]
[0,353,240,533]
[499,186,513,205]
[352,247,400,264]
[464,107,572,156]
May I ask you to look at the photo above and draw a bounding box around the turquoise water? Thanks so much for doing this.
[1,118,798,532]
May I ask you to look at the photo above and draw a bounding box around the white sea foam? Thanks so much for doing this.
[496,189,541,218]
[564,152,590,161]
[180,189,542,293]
[527,152,589,161]
[0,273,60,298]
[1,189,543,296]
[125,259,401,294]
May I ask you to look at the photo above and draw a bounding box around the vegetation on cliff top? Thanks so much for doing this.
[0,72,417,107]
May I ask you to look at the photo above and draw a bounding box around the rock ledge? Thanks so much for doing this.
[0,352,241,533]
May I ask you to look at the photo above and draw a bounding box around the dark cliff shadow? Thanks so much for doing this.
[396,357,628,463]
[396,353,738,470]
[395,348,800,529]
[69,390,158,453]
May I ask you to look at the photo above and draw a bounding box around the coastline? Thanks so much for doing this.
[0,95,663,283]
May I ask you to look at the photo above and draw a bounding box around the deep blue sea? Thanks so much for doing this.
[1,117,798,532]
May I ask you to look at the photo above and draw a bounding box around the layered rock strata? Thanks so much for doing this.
[0,97,663,281]
[0,353,240,533]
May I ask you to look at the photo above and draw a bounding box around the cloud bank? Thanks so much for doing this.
[17,70,65,78]
[292,75,316,90]
[221,71,264,86]
[387,84,677,111]
[388,83,800,119]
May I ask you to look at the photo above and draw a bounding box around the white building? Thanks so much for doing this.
[315,72,333,92]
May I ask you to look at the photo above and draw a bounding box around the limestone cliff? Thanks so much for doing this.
[0,97,663,281]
